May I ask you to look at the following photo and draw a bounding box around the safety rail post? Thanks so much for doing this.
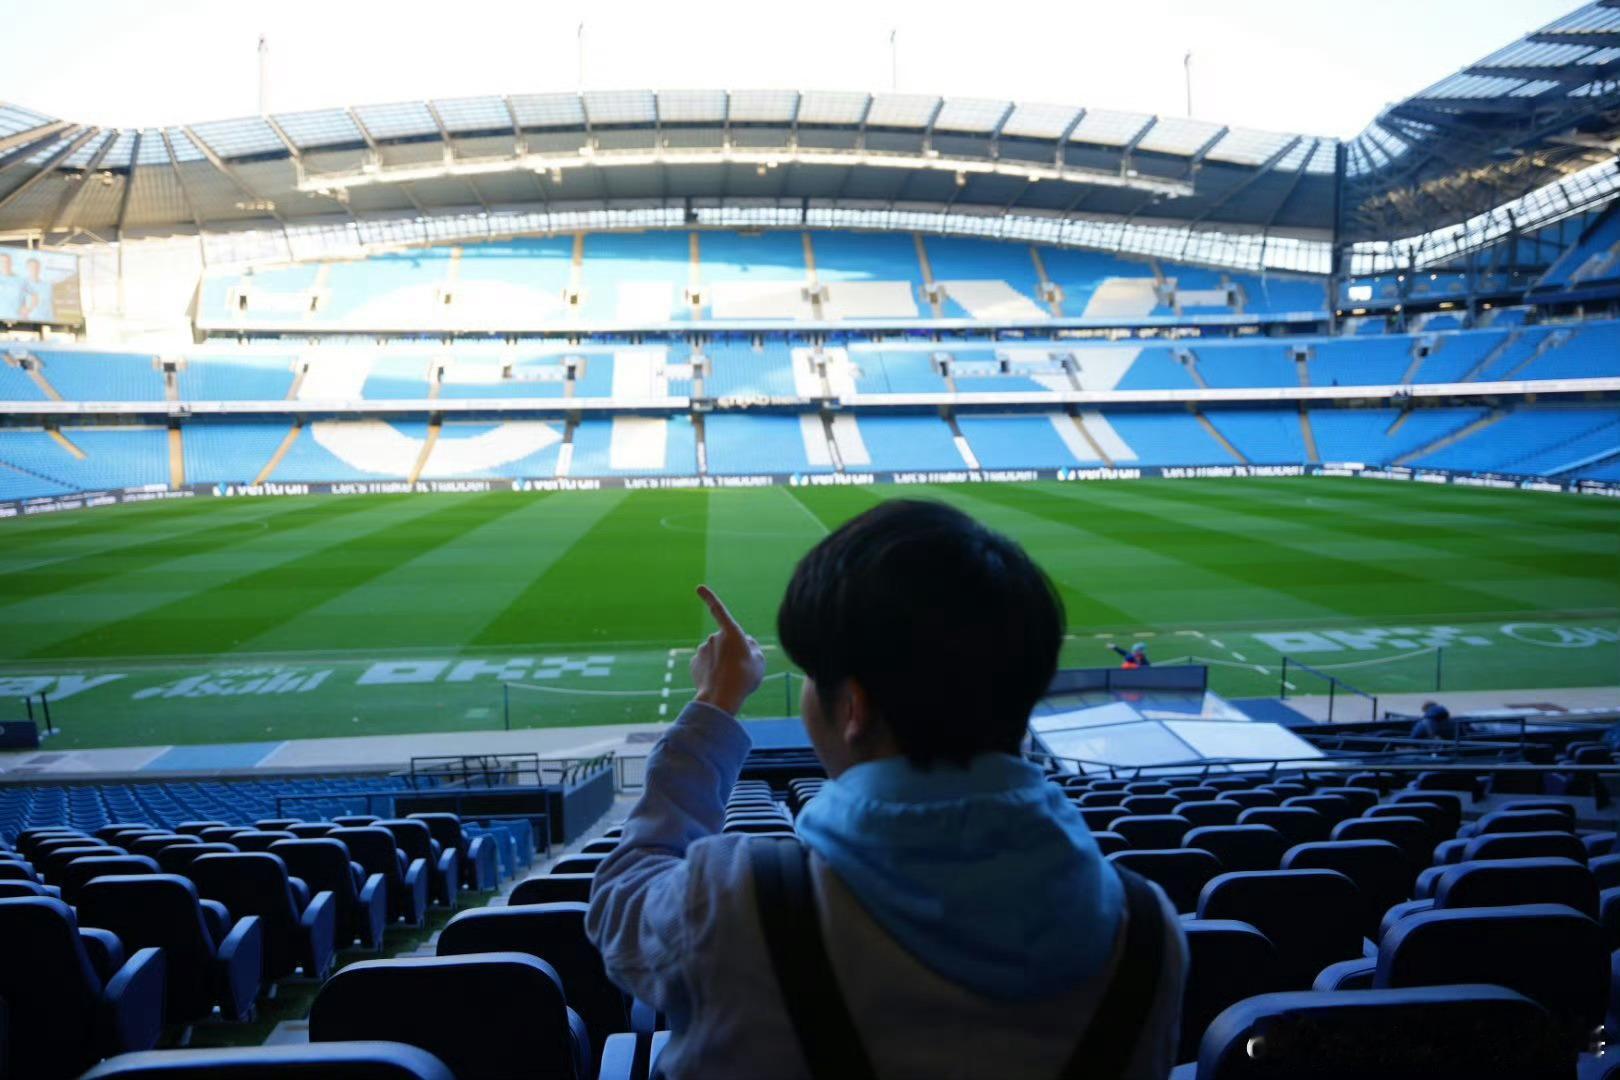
[39,692,53,736]
[1327,678,1336,723]
[1435,647,1444,692]
[1279,657,1289,700]
[23,695,33,724]
[504,683,511,732]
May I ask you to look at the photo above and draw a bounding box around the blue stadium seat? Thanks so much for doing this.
[437,903,633,1051]
[1176,801,1243,828]
[1090,831,1128,856]
[0,896,166,1079]
[1197,870,1364,988]
[234,830,299,853]
[1464,809,1576,838]
[1188,986,1572,1079]
[1281,840,1413,937]
[1178,920,1284,1066]
[376,819,458,909]
[510,873,595,905]
[409,812,499,891]
[1183,825,1288,872]
[1112,814,1194,850]
[190,852,337,980]
[1109,849,1223,914]
[271,838,388,952]
[1331,815,1433,868]
[1466,831,1588,864]
[57,853,162,904]
[1378,904,1607,1050]
[1237,807,1329,847]
[309,953,591,1080]
[81,1042,456,1079]
[552,854,607,876]
[78,874,263,1024]
[332,826,429,928]
[1388,858,1600,939]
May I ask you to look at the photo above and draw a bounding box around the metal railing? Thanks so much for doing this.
[1279,656,1378,723]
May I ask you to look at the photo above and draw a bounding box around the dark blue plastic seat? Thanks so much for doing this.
[1331,815,1432,868]
[1109,849,1223,915]
[1281,840,1413,937]
[1178,919,1283,1065]
[1183,825,1287,872]
[1314,787,1380,816]
[1122,794,1180,816]
[1113,814,1193,850]
[1238,807,1328,847]
[1281,794,1354,825]
[81,1042,456,1078]
[1378,904,1607,1050]
[1466,809,1575,838]
[409,813,498,890]
[1176,801,1242,828]
[0,896,166,1079]
[233,831,299,853]
[271,838,388,952]
[376,819,458,909]
[552,854,607,876]
[332,826,428,928]
[510,874,594,905]
[310,953,590,1080]
[190,852,336,980]
[1197,869,1363,988]
[156,842,239,876]
[1190,986,1572,1079]
[78,874,263,1024]
[1466,831,1588,864]
[1079,806,1128,831]
[437,903,630,1052]
[58,854,162,904]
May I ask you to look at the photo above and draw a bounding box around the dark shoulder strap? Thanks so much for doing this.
[1056,866,1168,1079]
[750,838,879,1080]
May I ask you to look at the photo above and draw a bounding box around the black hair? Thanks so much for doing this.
[777,498,1065,767]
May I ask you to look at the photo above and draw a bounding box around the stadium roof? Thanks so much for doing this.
[0,3,1616,250]
[0,91,1340,244]
[1343,0,1620,238]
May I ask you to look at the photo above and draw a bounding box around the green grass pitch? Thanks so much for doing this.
[0,477,1615,750]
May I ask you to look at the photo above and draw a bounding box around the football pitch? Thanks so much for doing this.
[0,477,1615,751]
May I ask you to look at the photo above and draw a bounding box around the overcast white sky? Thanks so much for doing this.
[1,0,1585,138]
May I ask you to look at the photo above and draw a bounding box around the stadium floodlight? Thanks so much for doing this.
[294,144,1197,199]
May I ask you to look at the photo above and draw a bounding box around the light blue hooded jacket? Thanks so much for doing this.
[794,751,1125,1000]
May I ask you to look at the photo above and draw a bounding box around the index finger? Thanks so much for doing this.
[696,585,743,635]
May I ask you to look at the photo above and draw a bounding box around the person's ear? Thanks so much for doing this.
[839,678,874,746]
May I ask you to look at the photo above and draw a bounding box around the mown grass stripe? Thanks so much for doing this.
[471,489,709,647]
[0,495,397,608]
[28,493,519,659]
[994,479,1525,622]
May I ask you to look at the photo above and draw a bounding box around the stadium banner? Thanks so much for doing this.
[3,466,1618,519]
[0,245,83,326]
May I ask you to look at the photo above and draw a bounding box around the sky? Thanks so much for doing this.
[0,0,1587,138]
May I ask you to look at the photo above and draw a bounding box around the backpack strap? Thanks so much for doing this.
[750,837,879,1080]
[1055,866,1168,1079]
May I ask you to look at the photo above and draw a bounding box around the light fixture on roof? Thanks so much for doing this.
[550,168,562,183]
[954,170,966,186]
[756,164,767,176]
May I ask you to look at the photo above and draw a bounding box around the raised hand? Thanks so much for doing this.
[689,585,767,716]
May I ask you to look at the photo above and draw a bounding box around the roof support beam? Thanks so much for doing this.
[114,130,142,236]
[0,120,70,156]
[1526,31,1620,47]
[46,132,117,234]
[1187,134,1302,227]
[0,127,97,216]
[179,124,287,228]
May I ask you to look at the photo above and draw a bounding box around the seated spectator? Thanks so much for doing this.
[1410,701,1456,741]
[587,500,1186,1079]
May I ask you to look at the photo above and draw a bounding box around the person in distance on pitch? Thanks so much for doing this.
[587,499,1186,1079]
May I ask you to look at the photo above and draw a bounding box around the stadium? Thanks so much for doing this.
[0,0,1617,1076]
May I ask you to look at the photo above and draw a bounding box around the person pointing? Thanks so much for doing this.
[587,501,1185,1079]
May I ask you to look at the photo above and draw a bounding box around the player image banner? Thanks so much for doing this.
[0,245,82,326]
